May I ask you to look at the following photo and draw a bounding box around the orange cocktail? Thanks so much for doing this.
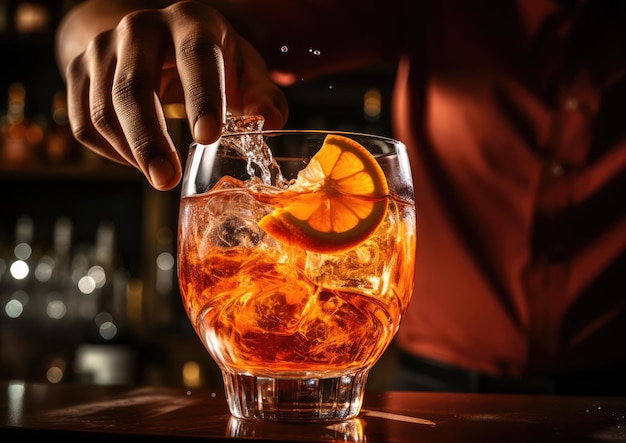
[178,117,415,421]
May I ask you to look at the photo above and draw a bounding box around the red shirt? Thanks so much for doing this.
[238,0,626,379]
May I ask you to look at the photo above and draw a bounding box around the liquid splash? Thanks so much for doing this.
[221,114,284,186]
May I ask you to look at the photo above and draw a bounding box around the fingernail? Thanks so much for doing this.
[194,114,220,144]
[148,156,176,189]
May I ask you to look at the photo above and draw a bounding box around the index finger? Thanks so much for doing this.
[111,10,182,190]
[165,2,228,144]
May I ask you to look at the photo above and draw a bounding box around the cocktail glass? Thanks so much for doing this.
[177,116,416,421]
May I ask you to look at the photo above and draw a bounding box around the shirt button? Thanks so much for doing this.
[551,162,565,177]
[563,98,580,111]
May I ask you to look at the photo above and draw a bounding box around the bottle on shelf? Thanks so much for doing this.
[34,216,74,328]
[2,215,39,323]
[0,82,44,166]
[73,220,136,386]
[13,0,51,35]
[68,220,128,343]
[44,90,81,165]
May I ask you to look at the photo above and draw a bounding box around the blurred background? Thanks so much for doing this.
[0,0,397,390]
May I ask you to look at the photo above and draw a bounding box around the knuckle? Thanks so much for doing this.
[168,0,207,18]
[116,9,158,39]
[65,56,83,82]
[87,31,113,59]
[89,100,117,134]
[178,35,222,64]
[112,71,146,103]
[71,121,96,147]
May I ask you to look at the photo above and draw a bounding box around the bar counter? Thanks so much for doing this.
[1,380,624,442]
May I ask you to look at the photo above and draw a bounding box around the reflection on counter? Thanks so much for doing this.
[73,344,136,385]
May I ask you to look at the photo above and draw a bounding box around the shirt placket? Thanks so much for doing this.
[526,68,597,374]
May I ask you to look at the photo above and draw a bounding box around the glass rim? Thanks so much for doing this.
[191,128,406,147]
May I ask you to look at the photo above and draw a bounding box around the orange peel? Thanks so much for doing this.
[258,134,389,253]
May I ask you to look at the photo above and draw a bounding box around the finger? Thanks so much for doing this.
[86,30,140,168]
[166,2,226,144]
[65,50,129,166]
[111,11,182,190]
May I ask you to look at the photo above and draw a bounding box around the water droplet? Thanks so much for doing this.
[313,49,321,56]
[280,45,289,53]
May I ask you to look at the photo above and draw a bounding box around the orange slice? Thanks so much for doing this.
[258,134,389,253]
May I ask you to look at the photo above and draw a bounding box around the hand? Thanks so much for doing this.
[62,1,288,190]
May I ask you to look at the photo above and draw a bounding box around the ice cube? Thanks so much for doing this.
[195,191,269,257]
[215,215,262,248]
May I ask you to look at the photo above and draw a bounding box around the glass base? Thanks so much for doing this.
[222,370,369,421]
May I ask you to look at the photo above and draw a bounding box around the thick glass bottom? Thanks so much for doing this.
[222,370,369,421]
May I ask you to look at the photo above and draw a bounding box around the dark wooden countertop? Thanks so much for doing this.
[1,381,624,442]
